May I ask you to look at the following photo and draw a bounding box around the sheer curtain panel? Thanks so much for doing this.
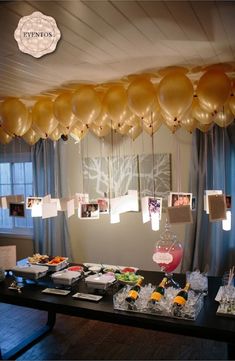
[32,139,71,258]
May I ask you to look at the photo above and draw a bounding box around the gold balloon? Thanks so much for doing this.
[161,108,177,125]
[127,77,155,117]
[143,119,162,135]
[116,122,131,135]
[32,99,58,137]
[128,124,142,140]
[196,122,213,133]
[22,128,40,145]
[157,71,194,120]
[229,95,235,116]
[164,120,180,133]
[1,98,29,136]
[192,99,213,125]
[180,115,197,133]
[0,127,13,144]
[49,125,64,141]
[125,113,142,127]
[54,92,76,128]
[92,108,110,127]
[104,86,129,122]
[197,70,231,113]
[91,124,111,138]
[214,104,234,127]
[70,126,88,142]
[72,86,102,124]
[143,98,161,125]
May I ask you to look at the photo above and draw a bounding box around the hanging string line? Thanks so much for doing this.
[176,138,182,194]
[151,111,155,198]
[222,126,226,195]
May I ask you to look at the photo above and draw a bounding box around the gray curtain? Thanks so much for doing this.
[31,139,71,258]
[182,124,235,276]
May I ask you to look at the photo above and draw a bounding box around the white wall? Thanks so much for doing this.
[66,125,192,271]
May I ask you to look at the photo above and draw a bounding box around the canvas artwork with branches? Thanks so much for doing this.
[82,153,171,209]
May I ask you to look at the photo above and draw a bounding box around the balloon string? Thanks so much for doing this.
[151,111,155,198]
[211,128,215,189]
[54,141,58,198]
[222,127,226,194]
[81,137,84,195]
[111,125,114,198]
[204,132,208,190]
[177,139,182,194]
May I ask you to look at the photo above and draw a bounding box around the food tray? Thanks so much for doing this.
[51,270,81,286]
[32,258,68,272]
[11,265,49,280]
[113,285,204,321]
[85,274,116,290]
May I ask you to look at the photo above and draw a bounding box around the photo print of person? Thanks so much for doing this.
[148,197,162,219]
[9,203,25,217]
[169,192,192,209]
[97,198,109,214]
[26,197,42,209]
[80,203,99,219]
[225,195,231,209]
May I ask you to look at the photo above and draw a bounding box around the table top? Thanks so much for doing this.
[0,269,234,343]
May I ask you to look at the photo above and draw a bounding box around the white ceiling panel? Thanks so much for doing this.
[0,0,234,99]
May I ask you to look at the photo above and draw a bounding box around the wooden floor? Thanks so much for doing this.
[0,303,227,360]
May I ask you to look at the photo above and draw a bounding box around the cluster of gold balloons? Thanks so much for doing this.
[0,69,234,145]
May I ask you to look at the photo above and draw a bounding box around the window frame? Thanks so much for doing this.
[0,161,33,237]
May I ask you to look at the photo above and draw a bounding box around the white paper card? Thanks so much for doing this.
[31,203,42,217]
[1,197,7,209]
[141,197,150,223]
[204,190,222,214]
[43,194,51,203]
[42,201,58,219]
[74,193,89,209]
[67,199,75,218]
[0,245,17,270]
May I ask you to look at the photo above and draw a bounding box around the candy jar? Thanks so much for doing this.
[152,220,183,287]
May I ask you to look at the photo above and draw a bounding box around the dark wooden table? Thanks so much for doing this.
[0,269,234,360]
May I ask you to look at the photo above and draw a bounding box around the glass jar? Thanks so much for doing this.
[152,221,183,285]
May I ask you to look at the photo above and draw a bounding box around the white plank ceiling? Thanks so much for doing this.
[0,0,235,99]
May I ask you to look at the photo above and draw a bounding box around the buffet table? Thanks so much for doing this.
[0,269,234,360]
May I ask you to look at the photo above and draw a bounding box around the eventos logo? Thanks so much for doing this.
[14,11,61,58]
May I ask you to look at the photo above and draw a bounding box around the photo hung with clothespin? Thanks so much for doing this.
[208,194,227,222]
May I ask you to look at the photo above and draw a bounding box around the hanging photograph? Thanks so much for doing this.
[208,194,227,221]
[80,203,99,219]
[97,198,109,214]
[225,195,231,209]
[139,153,171,209]
[9,203,25,217]
[169,192,192,208]
[204,190,222,213]
[148,197,162,220]
[167,205,193,224]
[26,197,42,209]
[192,196,196,211]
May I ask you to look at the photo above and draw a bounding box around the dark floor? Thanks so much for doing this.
[0,303,228,360]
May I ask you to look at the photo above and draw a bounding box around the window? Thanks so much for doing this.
[0,162,33,233]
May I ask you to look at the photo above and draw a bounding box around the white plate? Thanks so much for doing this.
[83,263,139,273]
